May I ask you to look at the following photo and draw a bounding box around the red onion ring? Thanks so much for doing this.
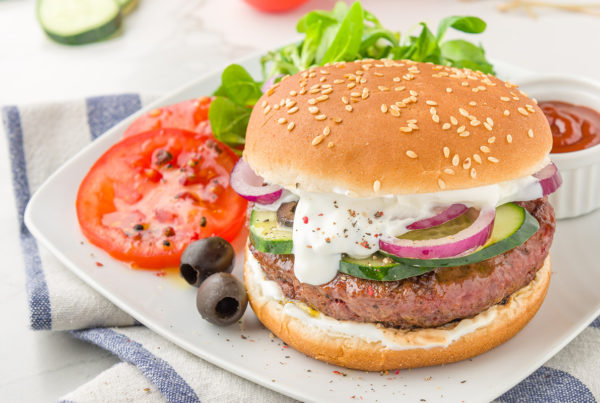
[230,159,282,204]
[406,204,468,230]
[534,162,562,196]
[379,208,495,259]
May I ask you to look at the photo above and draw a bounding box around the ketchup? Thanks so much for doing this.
[539,101,600,153]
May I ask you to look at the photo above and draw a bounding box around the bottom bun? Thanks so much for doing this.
[244,246,551,371]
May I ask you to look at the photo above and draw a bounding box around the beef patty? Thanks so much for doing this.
[249,198,555,329]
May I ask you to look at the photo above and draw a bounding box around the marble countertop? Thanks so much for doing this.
[1,0,599,400]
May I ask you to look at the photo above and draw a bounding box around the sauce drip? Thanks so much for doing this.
[540,101,600,153]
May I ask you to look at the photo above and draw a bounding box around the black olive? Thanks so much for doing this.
[180,237,234,287]
[276,201,297,227]
[196,273,248,326]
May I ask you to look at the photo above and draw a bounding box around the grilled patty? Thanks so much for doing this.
[249,198,555,329]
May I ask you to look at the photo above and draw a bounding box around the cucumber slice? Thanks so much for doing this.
[384,203,539,268]
[339,254,433,281]
[38,0,121,45]
[249,210,293,254]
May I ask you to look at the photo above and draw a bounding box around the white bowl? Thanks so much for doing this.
[519,75,600,219]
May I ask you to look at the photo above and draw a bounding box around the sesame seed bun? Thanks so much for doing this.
[244,60,552,196]
[245,247,551,371]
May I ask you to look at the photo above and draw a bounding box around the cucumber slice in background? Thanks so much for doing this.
[249,210,293,254]
[37,0,122,45]
[339,254,433,281]
[385,203,539,268]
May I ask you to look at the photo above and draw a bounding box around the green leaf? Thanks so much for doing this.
[321,2,364,64]
[440,39,494,74]
[359,28,398,53]
[296,10,337,33]
[411,23,441,63]
[208,97,250,147]
[215,64,263,107]
[436,16,487,41]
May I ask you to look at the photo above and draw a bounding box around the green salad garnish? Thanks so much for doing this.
[209,1,494,150]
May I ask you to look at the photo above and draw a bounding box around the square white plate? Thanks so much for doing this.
[25,55,600,402]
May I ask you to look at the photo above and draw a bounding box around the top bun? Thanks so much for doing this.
[244,60,551,197]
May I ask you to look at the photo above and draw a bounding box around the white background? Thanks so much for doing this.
[0,0,599,400]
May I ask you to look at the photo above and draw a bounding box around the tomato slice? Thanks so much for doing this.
[77,128,247,269]
[123,97,213,138]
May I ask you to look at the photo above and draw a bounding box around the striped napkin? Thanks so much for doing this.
[2,95,599,402]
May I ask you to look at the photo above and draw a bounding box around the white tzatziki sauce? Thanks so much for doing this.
[256,158,548,285]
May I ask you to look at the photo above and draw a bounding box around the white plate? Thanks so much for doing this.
[25,56,600,402]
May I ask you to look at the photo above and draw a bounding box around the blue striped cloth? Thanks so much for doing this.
[2,95,599,402]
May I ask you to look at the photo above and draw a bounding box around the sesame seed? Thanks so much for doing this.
[432,115,440,123]
[373,180,381,192]
[333,117,342,124]
[408,123,419,130]
[394,86,405,91]
[345,105,353,112]
[287,106,298,114]
[470,120,481,127]
[444,168,455,175]
[308,106,319,114]
[518,107,529,116]
[378,86,390,92]
[504,110,510,116]
[483,122,492,131]
[374,72,384,77]
[507,134,513,143]
[261,101,267,108]
[442,123,451,130]
[486,117,494,126]
[315,114,327,121]
[323,126,331,136]
[320,69,329,75]
[463,157,472,169]
[478,86,486,91]
[480,145,491,153]
[450,116,458,125]
[390,104,400,112]
[277,118,287,124]
[459,108,469,117]
[266,87,276,96]
[263,105,271,115]
[488,136,496,144]
[470,168,477,178]
[362,88,369,99]
[473,153,482,164]
[287,122,295,131]
[407,119,417,124]
[393,77,401,82]
[381,104,388,113]
[526,104,536,113]
[309,88,320,94]
[273,104,280,110]
[469,101,477,106]
[462,81,469,87]
[286,99,296,108]
[312,135,325,146]
[528,129,534,138]
[322,88,333,95]
[457,125,466,134]
[299,88,307,95]
[410,90,418,96]
[347,83,356,89]
[438,178,446,189]
[395,101,407,108]
[399,127,412,133]
[350,91,361,98]
[472,88,479,93]
[459,131,470,137]
[342,97,349,105]
[488,156,500,163]
[316,95,329,102]
[500,96,510,102]
[446,88,453,93]
[443,147,450,158]
[452,154,459,166]
[308,72,316,78]
[328,142,334,148]
[430,107,437,115]
[409,96,417,103]
[333,79,344,84]
[390,109,401,117]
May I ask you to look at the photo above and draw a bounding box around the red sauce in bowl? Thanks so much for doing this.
[540,101,600,153]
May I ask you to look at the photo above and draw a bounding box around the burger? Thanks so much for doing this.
[230,59,562,371]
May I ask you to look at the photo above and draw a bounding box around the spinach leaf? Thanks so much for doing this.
[436,16,487,42]
[440,39,494,74]
[321,2,364,64]
[208,97,251,149]
[214,64,263,107]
